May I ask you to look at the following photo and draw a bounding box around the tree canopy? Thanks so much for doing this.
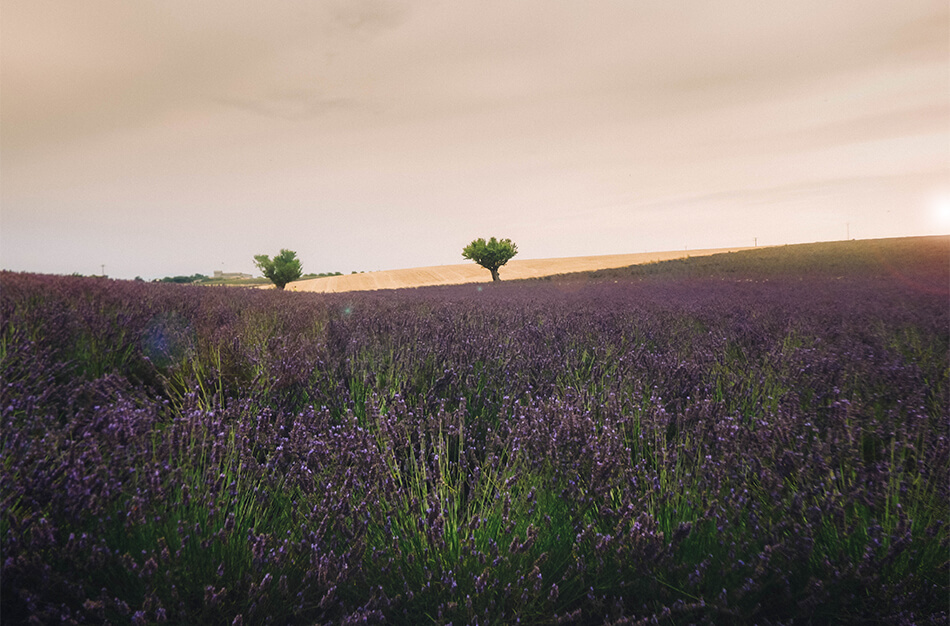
[254,249,303,290]
[462,237,518,282]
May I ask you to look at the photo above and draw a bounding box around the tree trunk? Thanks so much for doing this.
[490,268,500,282]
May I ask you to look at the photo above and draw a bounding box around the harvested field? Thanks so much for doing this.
[287,246,752,292]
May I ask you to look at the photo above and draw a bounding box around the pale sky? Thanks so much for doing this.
[2,0,948,280]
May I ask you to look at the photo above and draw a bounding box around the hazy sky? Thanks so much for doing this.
[2,0,948,279]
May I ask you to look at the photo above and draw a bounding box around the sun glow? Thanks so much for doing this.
[928,189,950,232]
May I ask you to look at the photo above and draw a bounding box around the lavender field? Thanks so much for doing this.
[2,238,948,625]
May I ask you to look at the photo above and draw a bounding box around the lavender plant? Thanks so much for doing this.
[2,237,947,624]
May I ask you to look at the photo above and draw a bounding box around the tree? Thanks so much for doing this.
[462,237,518,282]
[254,249,303,290]
[158,273,206,284]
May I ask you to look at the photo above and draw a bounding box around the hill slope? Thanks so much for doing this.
[562,235,948,292]
[286,236,948,294]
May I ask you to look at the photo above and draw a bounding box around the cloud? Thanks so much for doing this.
[0,0,412,154]
[326,0,410,33]
[214,92,358,121]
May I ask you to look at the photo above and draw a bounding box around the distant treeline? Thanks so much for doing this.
[156,273,210,283]
[150,271,354,284]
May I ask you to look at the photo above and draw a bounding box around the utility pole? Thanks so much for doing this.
[101,264,105,277]
[754,237,757,247]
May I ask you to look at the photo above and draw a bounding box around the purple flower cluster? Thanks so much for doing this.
[1,246,947,624]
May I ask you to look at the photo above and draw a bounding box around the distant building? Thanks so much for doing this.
[213,271,254,280]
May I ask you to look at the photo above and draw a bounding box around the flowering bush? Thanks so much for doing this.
[2,239,948,624]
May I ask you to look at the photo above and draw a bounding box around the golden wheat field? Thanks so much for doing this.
[287,246,753,292]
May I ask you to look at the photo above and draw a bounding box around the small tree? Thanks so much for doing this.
[254,249,303,290]
[462,237,518,282]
